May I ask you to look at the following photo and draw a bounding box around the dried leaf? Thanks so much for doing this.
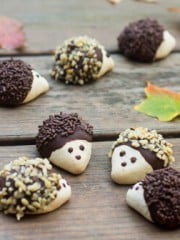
[0,16,26,50]
[134,82,180,122]
[168,7,180,13]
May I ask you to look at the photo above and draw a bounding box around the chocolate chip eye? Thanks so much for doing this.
[131,157,136,163]
[121,162,127,167]
[63,183,66,188]
[120,151,126,157]
[79,145,85,151]
[135,187,139,191]
[68,147,73,153]
[36,74,39,78]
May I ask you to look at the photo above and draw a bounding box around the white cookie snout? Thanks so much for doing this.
[34,178,71,215]
[96,49,114,78]
[155,30,176,60]
[50,140,92,174]
[23,70,49,103]
[111,145,153,184]
[126,182,152,222]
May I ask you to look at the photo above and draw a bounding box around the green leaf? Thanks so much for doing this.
[135,82,180,121]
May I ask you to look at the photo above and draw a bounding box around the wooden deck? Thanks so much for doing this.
[0,0,179,239]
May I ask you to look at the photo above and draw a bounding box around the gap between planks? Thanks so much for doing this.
[0,49,180,57]
[0,131,180,147]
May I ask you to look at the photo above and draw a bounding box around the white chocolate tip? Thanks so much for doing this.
[96,50,114,78]
[126,182,152,222]
[155,30,176,60]
[23,70,49,103]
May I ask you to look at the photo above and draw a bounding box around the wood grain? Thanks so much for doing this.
[0,0,180,54]
[0,140,179,240]
[0,1,179,239]
[0,54,180,141]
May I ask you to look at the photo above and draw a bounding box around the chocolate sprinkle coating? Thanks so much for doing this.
[0,157,61,220]
[36,112,93,157]
[0,59,33,106]
[143,168,180,229]
[118,19,164,62]
[50,36,104,85]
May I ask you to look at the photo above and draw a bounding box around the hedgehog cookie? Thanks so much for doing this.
[0,59,49,106]
[118,18,176,62]
[0,157,71,220]
[50,36,114,85]
[126,168,180,229]
[36,112,93,174]
[109,127,174,184]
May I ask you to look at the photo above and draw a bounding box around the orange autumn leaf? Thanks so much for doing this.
[135,82,180,122]
[0,16,26,50]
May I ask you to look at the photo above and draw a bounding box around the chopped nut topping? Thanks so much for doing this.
[50,36,105,85]
[109,127,174,166]
[0,157,61,220]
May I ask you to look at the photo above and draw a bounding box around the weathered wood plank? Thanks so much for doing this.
[0,54,180,141]
[0,140,179,240]
[0,0,180,54]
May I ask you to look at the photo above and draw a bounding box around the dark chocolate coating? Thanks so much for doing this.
[137,146,164,169]
[118,19,164,62]
[38,126,92,158]
[94,47,103,61]
[0,176,5,191]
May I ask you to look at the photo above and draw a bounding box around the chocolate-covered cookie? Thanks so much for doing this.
[50,36,114,85]
[0,59,49,106]
[118,19,176,62]
[0,157,71,220]
[109,127,174,184]
[36,112,93,174]
[126,168,180,229]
